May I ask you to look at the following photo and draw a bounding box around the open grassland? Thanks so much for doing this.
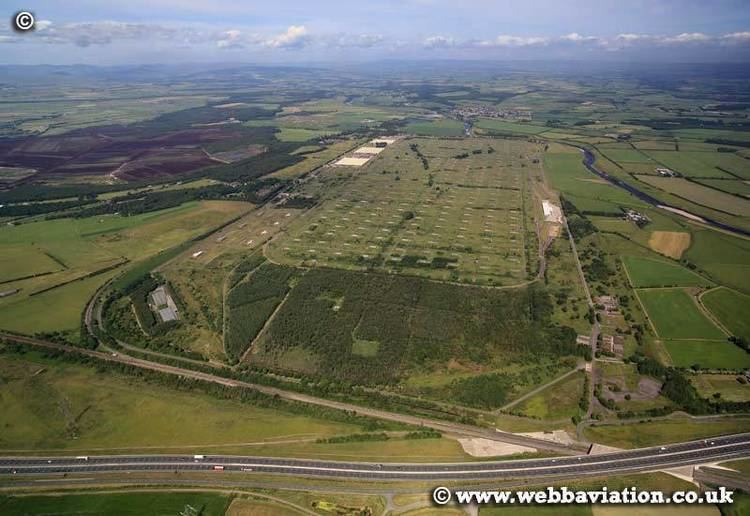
[635,175,750,217]
[543,145,640,214]
[622,256,712,288]
[482,505,592,515]
[0,492,232,516]
[597,147,655,164]
[475,118,549,135]
[95,178,221,201]
[692,374,750,402]
[515,370,585,420]
[405,119,465,136]
[642,150,749,179]
[0,92,213,136]
[685,230,750,293]
[584,417,750,449]
[695,178,750,197]
[701,287,750,340]
[0,201,250,338]
[636,288,726,340]
[0,352,362,453]
[254,98,403,134]
[0,269,119,335]
[0,245,62,283]
[225,498,298,516]
[242,437,468,462]
[276,127,334,142]
[663,339,750,369]
[268,138,537,285]
[647,231,691,259]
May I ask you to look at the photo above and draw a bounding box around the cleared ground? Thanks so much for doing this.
[267,137,538,285]
[648,231,691,259]
[515,370,585,420]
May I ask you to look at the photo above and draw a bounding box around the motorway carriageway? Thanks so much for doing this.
[1,434,749,481]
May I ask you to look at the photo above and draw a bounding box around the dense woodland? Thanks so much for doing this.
[260,267,585,385]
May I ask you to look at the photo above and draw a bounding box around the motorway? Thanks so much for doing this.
[1,434,749,481]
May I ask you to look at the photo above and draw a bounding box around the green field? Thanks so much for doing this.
[636,288,725,340]
[701,287,750,340]
[692,374,750,402]
[696,178,750,197]
[598,147,655,163]
[0,492,231,516]
[0,245,62,283]
[0,269,120,334]
[685,230,750,293]
[643,150,749,179]
[515,370,585,420]
[475,118,549,135]
[276,127,334,142]
[0,201,250,337]
[663,339,750,369]
[0,352,362,452]
[543,147,640,213]
[635,175,750,217]
[405,118,465,136]
[584,417,750,448]
[622,256,712,288]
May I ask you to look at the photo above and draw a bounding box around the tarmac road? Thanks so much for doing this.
[1,434,748,481]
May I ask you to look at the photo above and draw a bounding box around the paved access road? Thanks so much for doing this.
[2,434,748,481]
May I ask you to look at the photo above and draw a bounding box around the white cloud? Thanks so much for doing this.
[216,29,245,49]
[560,33,598,43]
[721,31,750,44]
[423,35,459,48]
[661,32,710,44]
[480,35,548,47]
[326,33,384,48]
[264,25,310,49]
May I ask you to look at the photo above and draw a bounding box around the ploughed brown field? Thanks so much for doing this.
[0,126,248,182]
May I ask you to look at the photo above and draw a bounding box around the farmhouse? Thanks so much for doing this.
[656,167,678,177]
[623,209,650,227]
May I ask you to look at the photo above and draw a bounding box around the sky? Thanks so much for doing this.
[2,0,750,65]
